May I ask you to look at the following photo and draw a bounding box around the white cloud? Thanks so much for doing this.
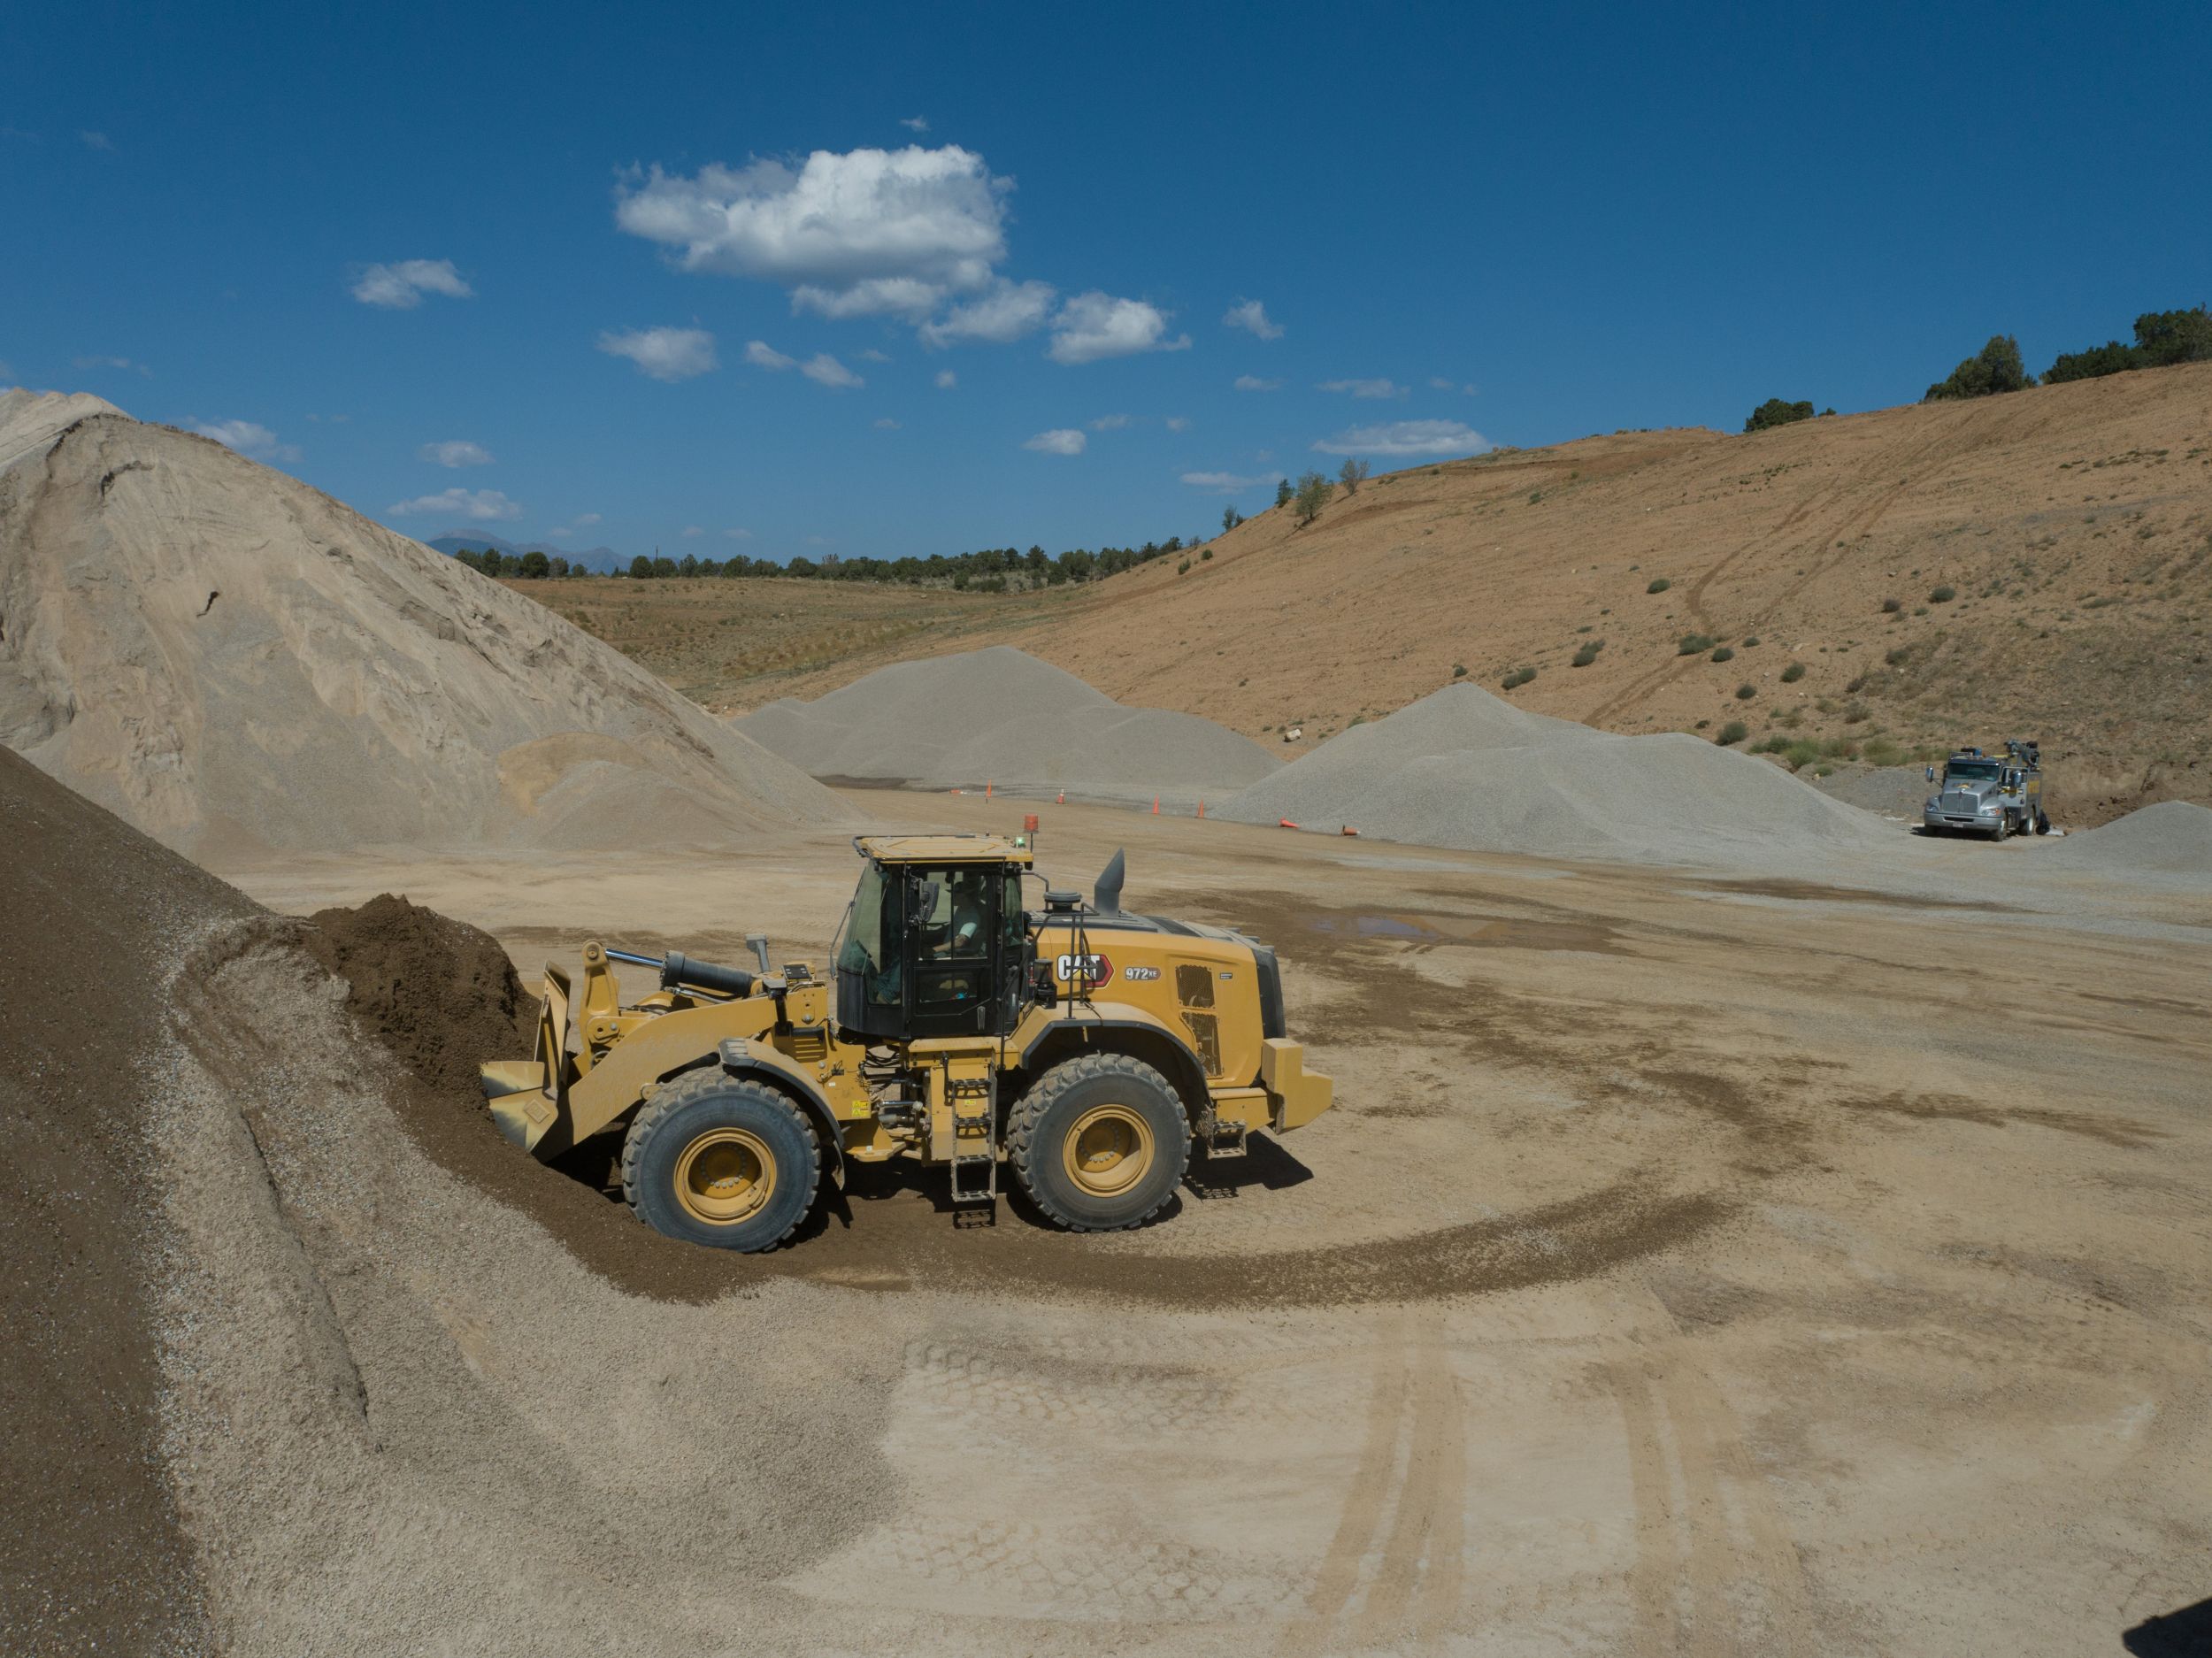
[1311,419,1486,458]
[1024,428,1087,456]
[856,348,892,363]
[873,418,902,429]
[1319,378,1409,400]
[1165,415,1190,432]
[388,487,522,520]
[919,278,1055,348]
[192,418,300,462]
[419,439,494,467]
[1430,376,1478,395]
[599,326,718,380]
[73,353,151,377]
[351,258,473,309]
[901,116,930,133]
[615,146,1010,320]
[745,340,862,388]
[1223,298,1282,340]
[801,352,863,389]
[681,525,706,538]
[575,511,603,526]
[1048,292,1188,365]
[724,526,752,540]
[934,369,957,388]
[1090,413,1131,431]
[1233,374,1282,392]
[793,275,943,320]
[1181,471,1267,493]
[81,130,114,151]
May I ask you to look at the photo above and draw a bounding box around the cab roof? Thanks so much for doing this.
[854,833,1034,866]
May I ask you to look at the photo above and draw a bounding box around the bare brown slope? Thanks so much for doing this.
[721,365,2212,824]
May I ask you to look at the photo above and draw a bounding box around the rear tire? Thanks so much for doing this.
[2035,811,2052,834]
[621,1070,819,1251]
[1007,1054,1191,1232]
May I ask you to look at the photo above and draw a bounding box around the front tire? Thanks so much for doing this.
[1007,1054,1191,1232]
[621,1071,820,1251]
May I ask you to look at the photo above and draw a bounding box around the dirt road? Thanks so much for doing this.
[216,793,2210,1655]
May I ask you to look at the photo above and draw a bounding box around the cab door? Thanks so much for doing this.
[902,864,1013,1039]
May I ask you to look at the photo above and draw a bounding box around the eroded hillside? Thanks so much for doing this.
[518,364,2212,823]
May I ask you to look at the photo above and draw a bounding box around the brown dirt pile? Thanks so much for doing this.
[300,894,539,1107]
[0,743,230,1654]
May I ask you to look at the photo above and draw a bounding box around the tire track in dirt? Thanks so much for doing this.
[1279,1318,1471,1653]
[1279,1320,1409,1653]
[1608,1297,1814,1654]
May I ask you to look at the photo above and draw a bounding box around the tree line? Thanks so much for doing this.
[451,537,1201,588]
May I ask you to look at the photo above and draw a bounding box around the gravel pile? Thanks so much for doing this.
[2033,799,2212,875]
[0,389,848,858]
[739,646,1279,808]
[1220,683,1895,866]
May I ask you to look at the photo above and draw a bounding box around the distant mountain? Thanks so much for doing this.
[424,532,623,573]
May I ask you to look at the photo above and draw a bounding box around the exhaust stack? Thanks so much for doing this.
[1094,848,1125,915]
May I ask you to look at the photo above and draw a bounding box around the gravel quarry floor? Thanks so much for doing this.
[180,787,2212,1657]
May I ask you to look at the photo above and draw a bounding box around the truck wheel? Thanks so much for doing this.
[2035,812,2052,835]
[620,1070,819,1251]
[1007,1054,1190,1232]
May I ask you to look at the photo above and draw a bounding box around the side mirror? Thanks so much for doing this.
[1925,765,1936,782]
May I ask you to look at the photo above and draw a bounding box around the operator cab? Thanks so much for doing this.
[833,835,1034,1041]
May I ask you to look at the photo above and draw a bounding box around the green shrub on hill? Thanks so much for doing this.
[1744,398,1815,433]
[1925,335,2031,402]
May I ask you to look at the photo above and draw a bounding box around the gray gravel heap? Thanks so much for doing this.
[2034,799,2212,873]
[1220,683,1895,865]
[738,646,1279,807]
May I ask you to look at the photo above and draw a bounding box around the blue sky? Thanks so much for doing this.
[5,1,2208,565]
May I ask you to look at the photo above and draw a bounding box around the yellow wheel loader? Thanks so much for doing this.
[481,836,1333,1250]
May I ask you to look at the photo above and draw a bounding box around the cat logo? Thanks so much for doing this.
[1053,951,1114,986]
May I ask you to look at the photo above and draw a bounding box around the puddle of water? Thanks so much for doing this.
[1313,913,1440,940]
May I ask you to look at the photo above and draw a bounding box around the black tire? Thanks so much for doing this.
[2035,812,2052,835]
[1007,1053,1191,1232]
[620,1070,819,1251]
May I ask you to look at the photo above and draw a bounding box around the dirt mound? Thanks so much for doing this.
[1221,682,1894,867]
[0,743,231,1654]
[0,390,849,857]
[301,894,539,1103]
[2035,798,2212,875]
[738,645,1278,807]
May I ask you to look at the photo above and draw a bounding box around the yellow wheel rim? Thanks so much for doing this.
[674,1127,777,1226]
[1061,1104,1156,1198]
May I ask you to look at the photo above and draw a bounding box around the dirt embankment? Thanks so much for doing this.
[641,364,2212,826]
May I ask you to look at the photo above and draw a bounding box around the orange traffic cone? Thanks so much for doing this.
[1152,795,1160,815]
[1056,790,1064,804]
[1341,825,1359,837]
[1197,800,1206,819]
[986,779,993,798]
[1279,818,1301,830]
